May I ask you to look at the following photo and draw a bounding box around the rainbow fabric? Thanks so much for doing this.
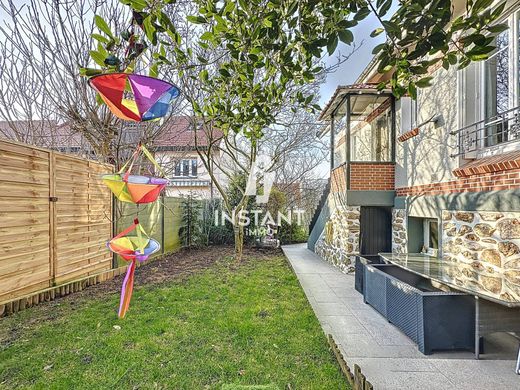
[88,73,180,122]
[107,219,160,318]
[102,143,168,204]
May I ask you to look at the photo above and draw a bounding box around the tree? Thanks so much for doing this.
[0,0,185,163]
[87,0,506,260]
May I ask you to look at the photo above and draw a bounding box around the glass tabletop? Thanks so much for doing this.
[378,253,520,307]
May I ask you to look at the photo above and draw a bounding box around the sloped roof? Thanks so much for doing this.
[153,116,223,150]
[319,84,391,121]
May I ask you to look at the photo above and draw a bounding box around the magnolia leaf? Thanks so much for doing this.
[327,35,338,55]
[338,30,353,44]
[415,77,433,88]
[94,15,113,38]
[89,50,106,67]
[370,28,384,38]
[91,33,109,44]
[187,15,207,24]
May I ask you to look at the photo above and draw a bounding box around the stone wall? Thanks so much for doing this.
[442,210,520,301]
[314,206,360,273]
[392,209,407,253]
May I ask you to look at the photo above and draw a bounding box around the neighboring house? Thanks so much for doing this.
[0,116,223,199]
[309,0,520,298]
[152,116,223,198]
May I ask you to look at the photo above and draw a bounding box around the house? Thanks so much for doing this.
[152,116,223,198]
[0,117,223,199]
[310,0,520,292]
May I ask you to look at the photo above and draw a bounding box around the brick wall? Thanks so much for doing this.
[349,162,395,191]
[331,164,347,193]
[397,151,520,196]
[396,168,520,196]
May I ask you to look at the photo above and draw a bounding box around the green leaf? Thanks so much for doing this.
[338,30,353,45]
[219,68,231,77]
[79,67,103,77]
[408,82,417,100]
[354,6,370,21]
[89,50,106,67]
[262,18,272,28]
[200,31,214,41]
[200,69,209,82]
[415,77,433,88]
[370,28,384,38]
[327,34,338,55]
[379,0,392,17]
[94,15,113,38]
[372,43,386,55]
[149,62,158,78]
[187,15,207,24]
[487,23,508,34]
[143,16,156,43]
[91,33,109,44]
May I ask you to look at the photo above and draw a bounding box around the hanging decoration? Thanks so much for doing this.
[102,143,169,204]
[108,218,160,318]
[88,73,180,122]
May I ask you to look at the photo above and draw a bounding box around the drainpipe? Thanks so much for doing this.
[346,94,351,190]
[330,114,335,171]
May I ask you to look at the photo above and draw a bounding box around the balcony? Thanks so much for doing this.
[451,105,520,158]
[320,85,396,206]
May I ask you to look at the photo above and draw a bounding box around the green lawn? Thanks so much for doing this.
[0,249,347,389]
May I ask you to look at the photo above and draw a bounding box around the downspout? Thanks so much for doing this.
[346,94,351,190]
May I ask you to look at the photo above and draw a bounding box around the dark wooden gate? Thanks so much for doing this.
[359,206,392,256]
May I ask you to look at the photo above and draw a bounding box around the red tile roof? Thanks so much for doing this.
[153,116,223,149]
[0,116,222,150]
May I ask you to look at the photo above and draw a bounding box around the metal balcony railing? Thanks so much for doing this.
[451,105,520,157]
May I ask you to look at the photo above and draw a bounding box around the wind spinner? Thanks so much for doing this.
[107,218,160,318]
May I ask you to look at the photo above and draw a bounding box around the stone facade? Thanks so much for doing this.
[442,210,520,301]
[392,209,407,253]
[314,206,360,273]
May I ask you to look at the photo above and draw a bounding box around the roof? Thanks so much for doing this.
[318,84,391,121]
[152,116,223,150]
[0,116,223,151]
[0,120,89,150]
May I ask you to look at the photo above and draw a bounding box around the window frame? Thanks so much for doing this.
[423,218,439,256]
[173,158,198,178]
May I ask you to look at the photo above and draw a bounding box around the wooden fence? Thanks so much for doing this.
[0,139,113,304]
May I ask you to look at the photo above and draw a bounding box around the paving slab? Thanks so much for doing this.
[282,244,520,390]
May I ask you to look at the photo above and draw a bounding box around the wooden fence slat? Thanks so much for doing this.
[0,139,113,302]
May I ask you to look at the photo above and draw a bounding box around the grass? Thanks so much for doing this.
[0,249,347,389]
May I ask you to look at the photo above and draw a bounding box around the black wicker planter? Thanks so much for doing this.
[363,263,475,354]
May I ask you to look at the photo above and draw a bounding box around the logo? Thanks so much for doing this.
[244,154,275,204]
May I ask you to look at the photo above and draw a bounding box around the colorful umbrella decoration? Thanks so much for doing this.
[108,218,160,318]
[102,143,169,204]
[88,73,180,122]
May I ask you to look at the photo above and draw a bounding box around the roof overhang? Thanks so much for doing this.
[318,84,392,121]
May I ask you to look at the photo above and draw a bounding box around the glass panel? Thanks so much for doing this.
[174,162,181,177]
[332,98,348,168]
[191,159,198,176]
[484,29,510,146]
[349,95,392,161]
[429,221,438,250]
[182,160,190,176]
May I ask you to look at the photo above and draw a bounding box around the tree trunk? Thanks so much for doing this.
[234,224,244,263]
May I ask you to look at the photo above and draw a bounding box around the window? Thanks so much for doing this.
[349,95,392,162]
[400,97,418,134]
[174,159,198,177]
[484,29,510,146]
[423,219,439,256]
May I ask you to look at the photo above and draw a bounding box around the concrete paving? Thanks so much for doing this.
[282,244,520,390]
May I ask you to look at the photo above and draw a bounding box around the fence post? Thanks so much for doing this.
[161,195,165,254]
[49,151,57,285]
